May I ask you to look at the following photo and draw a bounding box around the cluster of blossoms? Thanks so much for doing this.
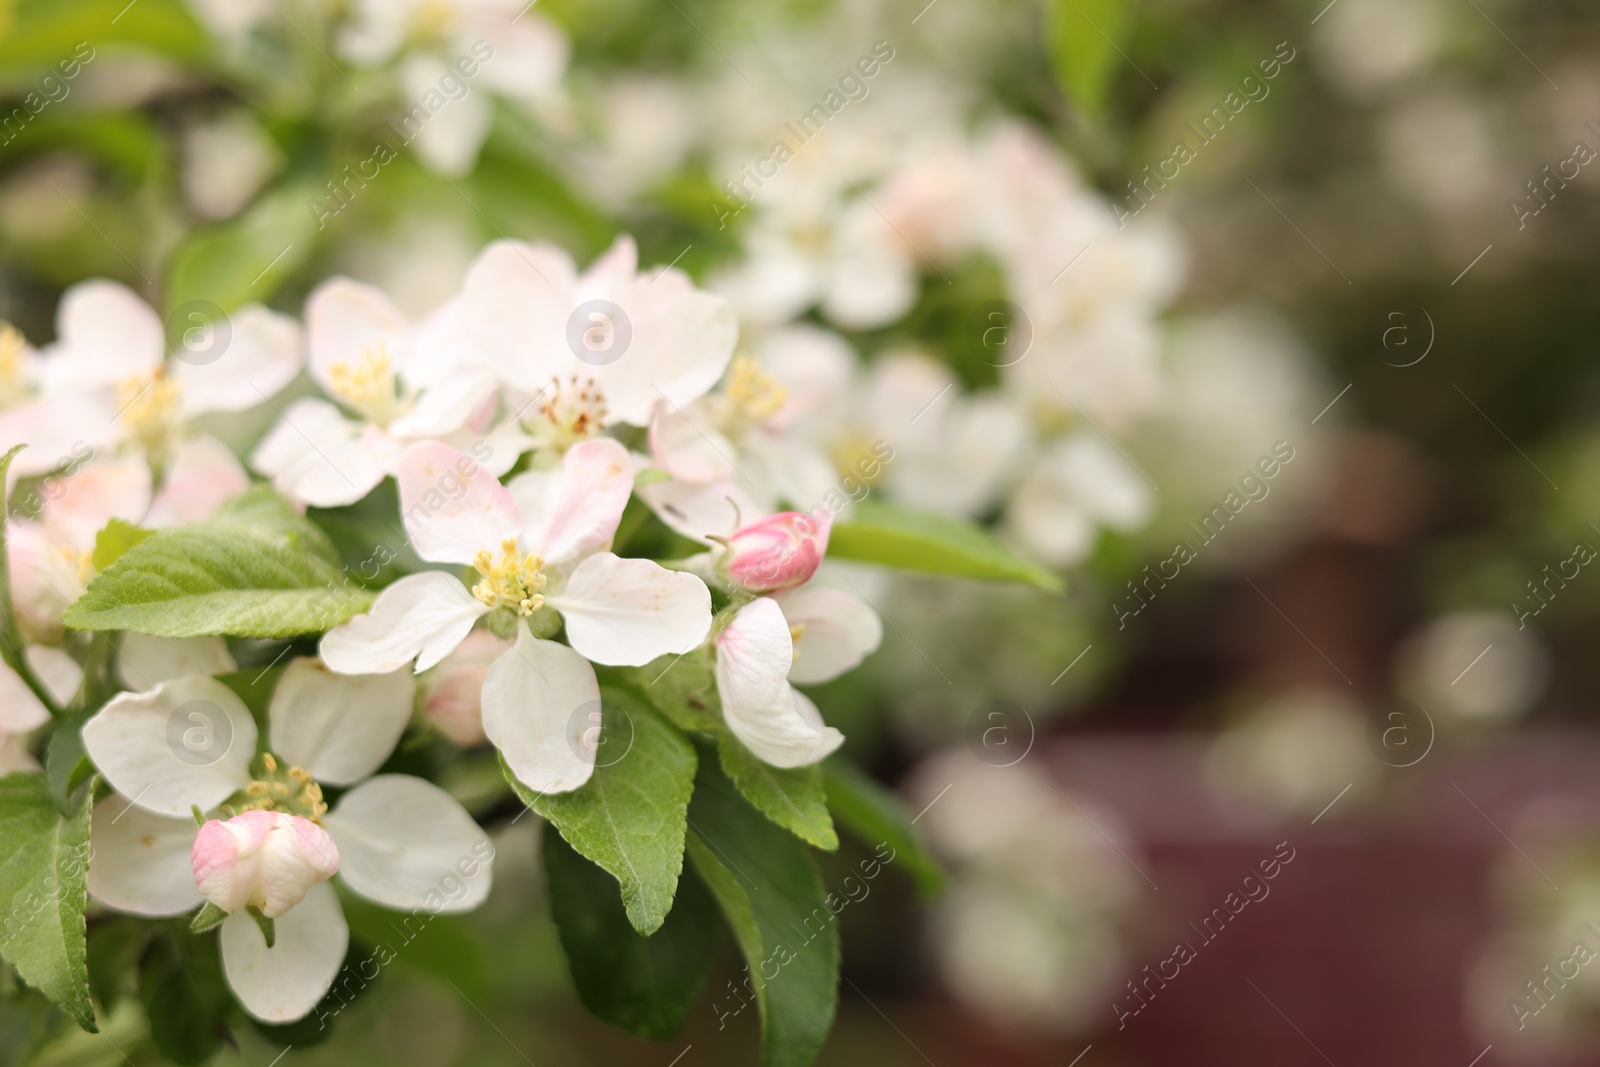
[0,231,884,1021]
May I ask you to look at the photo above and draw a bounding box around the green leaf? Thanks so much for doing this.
[0,773,95,1031]
[1046,0,1131,116]
[822,760,944,897]
[505,690,696,935]
[138,925,232,1065]
[826,501,1061,590]
[626,649,719,733]
[339,892,492,1000]
[63,486,371,639]
[543,830,720,1038]
[686,754,838,1067]
[163,180,322,319]
[41,716,90,815]
[90,520,154,575]
[188,903,226,935]
[718,734,837,851]
[0,0,208,71]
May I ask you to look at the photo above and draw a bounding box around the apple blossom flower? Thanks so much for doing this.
[27,279,303,471]
[192,809,340,918]
[252,277,517,508]
[461,235,737,450]
[0,319,116,482]
[83,664,493,1023]
[1003,434,1153,568]
[713,588,880,768]
[320,437,711,793]
[0,644,82,774]
[722,511,830,593]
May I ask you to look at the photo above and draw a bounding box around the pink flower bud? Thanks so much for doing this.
[191,810,339,918]
[419,630,510,746]
[724,511,830,593]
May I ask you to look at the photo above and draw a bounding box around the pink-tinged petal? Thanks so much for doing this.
[43,279,165,392]
[40,457,151,551]
[269,657,414,786]
[510,437,632,565]
[87,798,202,916]
[81,675,257,818]
[478,14,568,101]
[305,277,409,395]
[462,239,579,396]
[647,403,734,484]
[418,630,509,746]
[144,434,250,527]
[404,60,492,176]
[0,393,118,481]
[325,775,494,912]
[175,304,305,417]
[194,811,339,918]
[249,397,391,508]
[723,511,830,593]
[116,634,236,693]
[481,625,597,795]
[725,680,843,769]
[771,586,883,685]
[7,520,83,642]
[397,441,522,566]
[636,477,763,545]
[714,597,792,717]
[549,553,711,666]
[221,880,348,1023]
[319,571,486,675]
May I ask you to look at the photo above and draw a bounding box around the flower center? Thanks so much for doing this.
[530,375,608,449]
[828,432,887,484]
[0,323,30,407]
[723,356,787,426]
[473,538,547,616]
[408,0,460,42]
[237,753,327,823]
[117,368,181,452]
[328,343,402,428]
[789,622,807,662]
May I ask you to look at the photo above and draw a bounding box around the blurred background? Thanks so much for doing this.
[4,0,1600,1063]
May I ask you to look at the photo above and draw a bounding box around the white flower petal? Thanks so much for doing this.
[305,277,410,395]
[725,682,843,769]
[174,304,305,416]
[549,553,711,667]
[398,441,523,566]
[86,797,201,916]
[44,280,166,392]
[144,433,251,527]
[462,240,579,396]
[480,626,597,795]
[41,457,151,551]
[319,571,486,675]
[714,597,792,717]
[0,659,51,734]
[325,775,493,912]
[0,393,118,480]
[117,634,237,693]
[648,403,735,484]
[249,397,391,508]
[25,645,82,711]
[402,58,493,177]
[81,675,257,818]
[510,437,632,565]
[221,880,348,1023]
[387,366,497,439]
[772,586,883,685]
[636,477,764,544]
[269,657,414,785]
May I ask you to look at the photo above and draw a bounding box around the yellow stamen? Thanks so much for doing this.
[724,355,787,424]
[472,538,548,616]
[240,753,328,823]
[327,343,400,427]
[116,368,181,452]
[531,375,608,448]
[789,622,807,662]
